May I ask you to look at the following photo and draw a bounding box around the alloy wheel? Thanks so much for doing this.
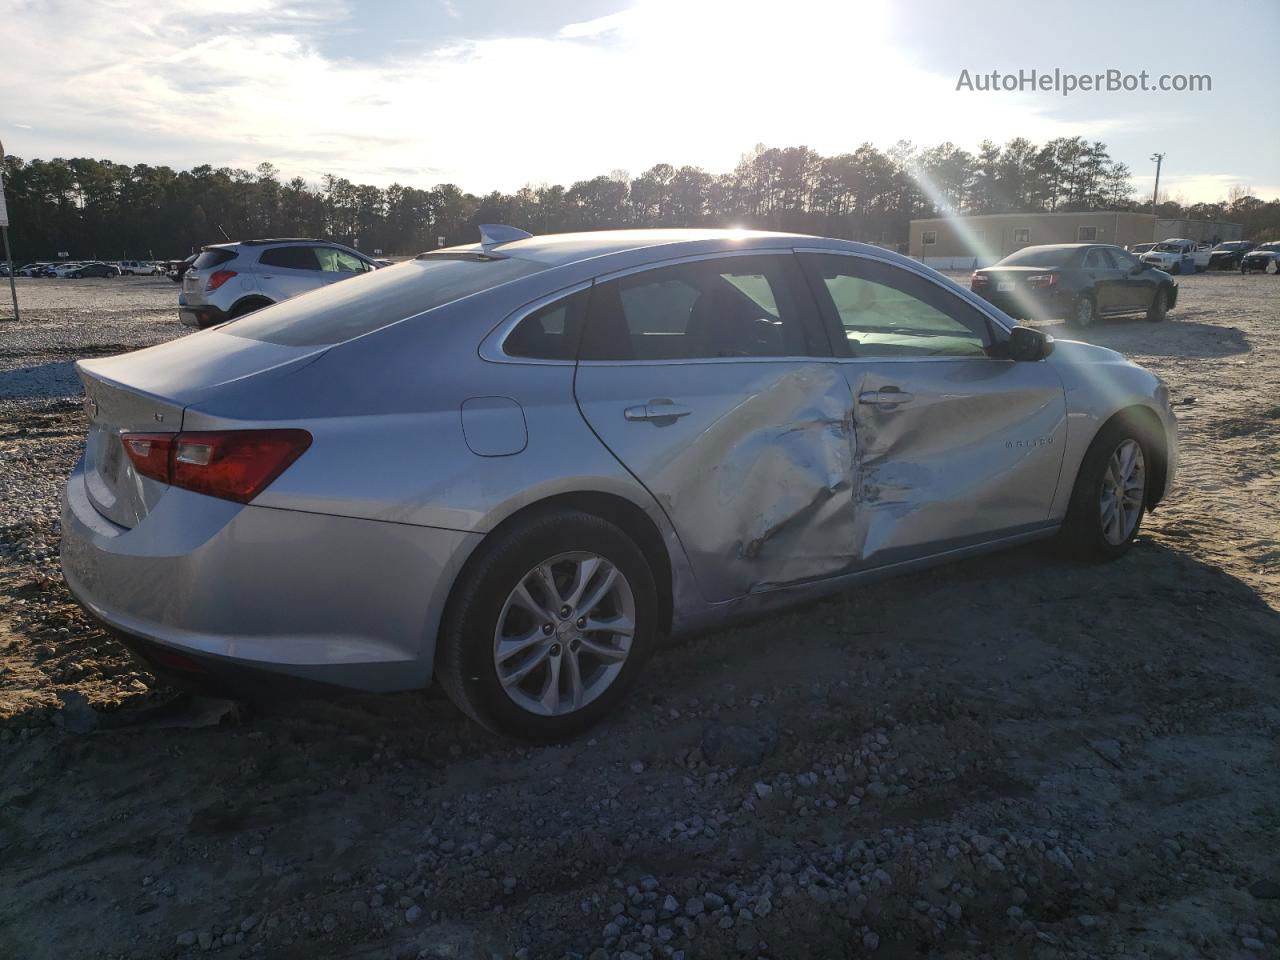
[1074,297,1095,327]
[493,552,636,716]
[1099,439,1145,546]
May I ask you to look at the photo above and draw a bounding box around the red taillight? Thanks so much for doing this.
[1026,273,1057,288]
[205,270,237,292]
[120,429,311,503]
[970,271,989,290]
[121,433,173,484]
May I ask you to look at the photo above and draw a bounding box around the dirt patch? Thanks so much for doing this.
[0,273,1277,959]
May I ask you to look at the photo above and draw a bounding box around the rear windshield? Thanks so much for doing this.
[194,249,238,269]
[221,255,545,346]
[997,248,1075,268]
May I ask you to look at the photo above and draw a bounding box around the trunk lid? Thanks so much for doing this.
[76,330,328,528]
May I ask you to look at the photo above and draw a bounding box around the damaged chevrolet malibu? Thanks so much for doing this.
[61,228,1177,739]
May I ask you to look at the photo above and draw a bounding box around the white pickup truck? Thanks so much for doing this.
[1138,239,1212,274]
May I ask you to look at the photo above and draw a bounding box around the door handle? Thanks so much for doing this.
[624,401,693,422]
[858,388,914,407]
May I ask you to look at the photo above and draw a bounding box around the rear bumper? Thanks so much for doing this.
[179,304,230,329]
[60,460,482,692]
[976,288,1075,321]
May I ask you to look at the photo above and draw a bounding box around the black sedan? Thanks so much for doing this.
[971,243,1177,328]
[1241,242,1280,275]
[1208,241,1255,270]
[69,261,117,278]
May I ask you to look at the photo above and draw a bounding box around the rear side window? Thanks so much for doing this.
[259,246,320,270]
[504,290,589,360]
[223,256,545,346]
[580,255,818,361]
[193,249,237,269]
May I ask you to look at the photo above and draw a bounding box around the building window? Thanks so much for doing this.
[922,230,937,246]
[1013,228,1031,244]
[1077,226,1098,242]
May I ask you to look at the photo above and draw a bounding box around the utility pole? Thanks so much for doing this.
[0,138,19,322]
[1150,152,1165,217]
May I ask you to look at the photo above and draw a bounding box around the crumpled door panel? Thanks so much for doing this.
[575,362,857,601]
[844,359,1068,567]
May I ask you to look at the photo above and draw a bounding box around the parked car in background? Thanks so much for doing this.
[178,237,380,328]
[118,259,160,276]
[971,243,1176,328]
[1207,241,1255,271]
[69,261,118,278]
[168,254,197,283]
[1139,239,1211,274]
[18,262,53,277]
[1240,242,1280,274]
[47,262,86,278]
[62,227,1178,739]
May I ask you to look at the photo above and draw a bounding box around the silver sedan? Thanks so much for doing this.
[61,228,1177,739]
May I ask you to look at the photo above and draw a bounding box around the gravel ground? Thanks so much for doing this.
[0,274,1277,960]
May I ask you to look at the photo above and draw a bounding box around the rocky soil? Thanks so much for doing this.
[0,274,1277,960]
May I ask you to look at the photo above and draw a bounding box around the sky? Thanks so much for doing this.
[1,0,1277,205]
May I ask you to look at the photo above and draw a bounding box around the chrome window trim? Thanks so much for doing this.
[485,247,831,366]
[479,280,593,365]
[590,246,799,284]
[793,246,1016,336]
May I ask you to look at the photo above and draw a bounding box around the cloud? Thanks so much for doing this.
[0,0,1250,202]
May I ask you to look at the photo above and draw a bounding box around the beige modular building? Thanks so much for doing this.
[909,211,1159,268]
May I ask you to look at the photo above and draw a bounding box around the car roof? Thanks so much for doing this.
[431,228,821,267]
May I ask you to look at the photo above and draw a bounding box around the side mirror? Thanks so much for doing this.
[1008,326,1054,362]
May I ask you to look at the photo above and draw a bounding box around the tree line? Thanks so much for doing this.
[2,137,1277,261]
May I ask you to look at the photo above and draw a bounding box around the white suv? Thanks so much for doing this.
[119,260,161,276]
[178,238,380,328]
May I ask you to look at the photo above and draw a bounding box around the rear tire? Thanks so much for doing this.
[1060,419,1151,561]
[225,298,273,323]
[436,509,658,741]
[1066,294,1097,329]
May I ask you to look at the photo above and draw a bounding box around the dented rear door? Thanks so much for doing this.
[799,252,1067,568]
[573,253,856,602]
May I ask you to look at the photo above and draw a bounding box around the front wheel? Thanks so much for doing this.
[436,510,658,740]
[1061,422,1150,560]
[1146,287,1168,322]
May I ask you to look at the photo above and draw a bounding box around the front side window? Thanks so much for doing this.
[316,248,369,273]
[259,246,320,270]
[800,254,992,359]
[1113,249,1140,271]
[580,255,817,361]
